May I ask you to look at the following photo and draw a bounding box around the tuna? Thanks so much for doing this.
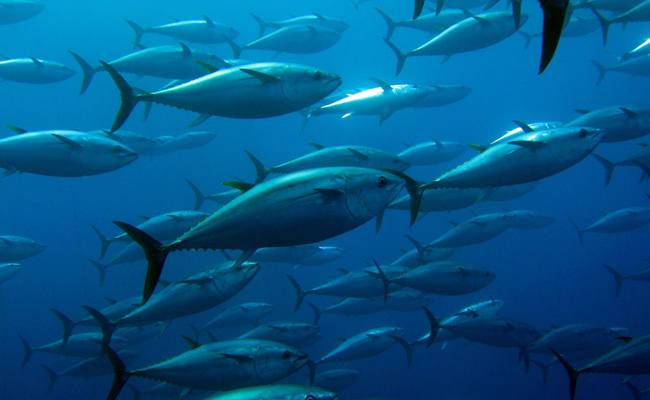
[0,56,74,83]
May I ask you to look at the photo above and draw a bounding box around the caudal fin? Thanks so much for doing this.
[17,334,33,367]
[113,221,168,304]
[249,13,268,38]
[568,219,584,245]
[531,359,549,385]
[88,259,108,286]
[81,306,116,349]
[124,20,145,49]
[286,274,307,312]
[590,153,615,186]
[49,308,76,349]
[90,224,112,260]
[94,340,131,400]
[244,150,269,184]
[551,348,580,400]
[389,335,413,367]
[184,178,208,211]
[384,169,422,227]
[307,302,322,326]
[586,4,610,46]
[375,7,397,40]
[421,306,440,347]
[40,364,58,393]
[67,50,96,95]
[222,35,243,59]
[383,38,408,76]
[604,264,624,298]
[590,59,607,86]
[99,61,141,133]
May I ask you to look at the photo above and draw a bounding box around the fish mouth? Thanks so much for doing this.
[327,76,343,89]
[294,353,310,367]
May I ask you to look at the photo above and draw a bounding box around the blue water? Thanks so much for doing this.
[1,0,649,399]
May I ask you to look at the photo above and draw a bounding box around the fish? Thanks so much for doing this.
[420,125,604,191]
[227,24,342,58]
[604,264,650,298]
[525,324,628,356]
[0,1,43,25]
[251,12,349,37]
[385,11,529,75]
[0,56,74,84]
[390,260,496,295]
[409,85,472,108]
[18,332,130,366]
[125,16,239,47]
[142,131,217,156]
[397,139,467,166]
[91,210,209,259]
[507,210,556,230]
[185,178,241,210]
[114,167,415,304]
[89,130,157,154]
[246,143,411,183]
[588,0,650,45]
[426,212,517,248]
[0,128,138,178]
[101,61,342,130]
[237,321,321,348]
[621,37,650,60]
[569,205,650,244]
[313,369,361,392]
[99,338,310,399]
[0,263,20,284]
[553,334,650,400]
[308,78,431,126]
[287,264,411,312]
[591,56,650,85]
[0,235,44,262]
[389,235,457,268]
[375,7,467,40]
[490,121,565,146]
[201,384,339,400]
[201,302,274,331]
[564,105,650,143]
[68,46,228,95]
[317,326,411,366]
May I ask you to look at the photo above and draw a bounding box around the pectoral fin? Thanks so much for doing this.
[240,68,281,84]
[508,140,547,150]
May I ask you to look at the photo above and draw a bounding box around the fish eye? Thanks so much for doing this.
[377,176,388,188]
[579,129,588,138]
[113,145,123,153]
[313,71,323,80]
[282,350,291,359]
[306,396,316,400]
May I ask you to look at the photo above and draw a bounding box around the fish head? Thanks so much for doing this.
[343,169,405,222]
[281,65,342,108]
[29,239,46,254]
[387,155,411,172]
[219,261,261,287]
[253,343,309,381]
[89,140,139,170]
[548,126,605,163]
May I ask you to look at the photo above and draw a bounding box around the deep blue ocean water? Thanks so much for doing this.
[1,0,649,399]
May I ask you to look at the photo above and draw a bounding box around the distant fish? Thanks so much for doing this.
[397,139,467,166]
[185,178,241,210]
[426,212,517,248]
[0,1,43,25]
[251,13,349,38]
[569,204,650,244]
[566,105,650,143]
[313,369,361,393]
[237,321,320,348]
[201,302,274,331]
[0,56,74,84]
[390,260,496,295]
[142,131,217,156]
[0,263,20,284]
[0,235,44,262]
[201,384,338,400]
[508,210,556,230]
[317,326,411,367]
[375,7,466,40]
[588,1,650,45]
[125,16,239,47]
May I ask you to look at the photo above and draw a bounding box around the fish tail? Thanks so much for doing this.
[112,221,168,304]
[633,161,650,181]
[67,50,96,95]
[604,264,624,298]
[40,364,58,393]
[404,235,425,264]
[17,334,33,367]
[49,308,76,349]
[81,306,116,349]
[95,339,131,400]
[126,383,142,400]
[389,335,413,367]
[590,59,607,86]
[90,224,112,259]
[421,306,440,347]
[568,219,584,245]
[286,274,307,312]
[517,30,536,51]
[586,4,610,46]
[184,178,208,211]
[383,169,422,227]
[484,0,500,10]
[374,7,396,40]
[244,150,269,184]
[531,359,549,386]
[518,346,531,373]
[295,108,312,134]
[307,302,322,326]
[590,153,615,186]
[249,13,267,38]
[383,38,407,76]
[372,259,390,303]
[626,382,643,400]
[550,348,580,400]
[221,35,242,59]
[124,20,145,49]
[88,259,108,286]
[99,61,141,133]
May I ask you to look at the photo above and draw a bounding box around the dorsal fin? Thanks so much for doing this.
[29,57,44,67]
[448,221,458,228]
[137,215,150,221]
[574,109,590,115]
[52,134,83,150]
[308,142,325,150]
[432,138,443,148]
[223,181,254,193]
[369,77,392,92]
[179,43,192,59]
[182,335,201,349]
[348,148,371,161]
[240,68,280,84]
[6,125,28,134]
[620,107,638,119]
[103,297,117,305]
[337,268,350,275]
[467,143,488,153]
[203,15,215,28]
[512,120,534,133]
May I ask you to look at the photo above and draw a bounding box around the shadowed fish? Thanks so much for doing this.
[201,302,274,331]
[0,56,74,83]
[391,260,496,295]
[0,263,20,284]
[0,1,43,25]
[604,264,650,298]
[0,235,44,262]
[237,321,320,348]
[427,212,517,248]
[570,205,650,244]
[317,326,411,366]
[251,12,349,37]
[125,16,239,47]
[313,369,361,393]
